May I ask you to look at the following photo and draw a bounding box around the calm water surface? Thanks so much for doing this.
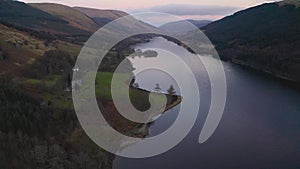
[113,37,300,169]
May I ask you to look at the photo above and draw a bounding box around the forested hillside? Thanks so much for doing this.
[203,0,300,82]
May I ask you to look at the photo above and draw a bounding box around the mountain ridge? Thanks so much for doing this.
[29,3,99,32]
[203,0,300,82]
[160,19,211,33]
[73,6,129,26]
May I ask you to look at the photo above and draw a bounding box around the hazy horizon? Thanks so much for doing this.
[19,0,281,21]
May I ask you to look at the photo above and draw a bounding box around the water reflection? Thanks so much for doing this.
[114,37,300,169]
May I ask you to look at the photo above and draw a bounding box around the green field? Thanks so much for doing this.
[95,72,169,111]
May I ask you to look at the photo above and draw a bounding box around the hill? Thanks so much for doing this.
[73,7,128,26]
[74,6,158,36]
[160,19,211,33]
[187,20,212,28]
[29,3,99,32]
[203,0,300,82]
[0,3,181,167]
[0,1,88,35]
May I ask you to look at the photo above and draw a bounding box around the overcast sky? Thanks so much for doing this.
[21,0,278,10]
[21,0,279,25]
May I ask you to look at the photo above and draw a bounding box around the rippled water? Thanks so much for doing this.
[113,37,300,169]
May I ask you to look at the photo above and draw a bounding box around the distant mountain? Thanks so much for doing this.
[203,0,300,82]
[187,20,212,28]
[73,7,128,26]
[74,6,157,34]
[160,19,211,33]
[29,3,99,32]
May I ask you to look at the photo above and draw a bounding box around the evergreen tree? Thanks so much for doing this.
[154,84,162,92]
[167,85,176,95]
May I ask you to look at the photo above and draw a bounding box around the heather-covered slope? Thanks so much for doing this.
[74,7,128,26]
[0,0,88,35]
[29,3,99,32]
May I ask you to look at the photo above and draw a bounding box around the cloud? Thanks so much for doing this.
[129,4,241,16]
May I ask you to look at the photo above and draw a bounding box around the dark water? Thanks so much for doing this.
[113,37,300,169]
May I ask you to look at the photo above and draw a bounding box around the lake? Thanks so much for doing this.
[113,37,300,169]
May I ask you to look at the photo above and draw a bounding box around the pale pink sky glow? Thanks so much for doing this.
[21,0,276,11]
[20,0,278,23]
